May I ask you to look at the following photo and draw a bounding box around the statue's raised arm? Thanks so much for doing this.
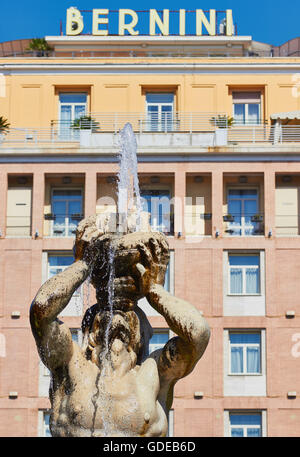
[29,216,104,371]
[135,236,210,410]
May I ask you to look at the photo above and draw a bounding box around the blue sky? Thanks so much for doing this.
[0,0,299,46]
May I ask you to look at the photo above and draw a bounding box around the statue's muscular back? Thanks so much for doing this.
[49,342,168,437]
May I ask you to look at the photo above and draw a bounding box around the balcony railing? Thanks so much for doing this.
[2,115,300,147]
[0,127,80,146]
[223,212,265,236]
[45,213,83,237]
[51,112,229,135]
[228,124,300,144]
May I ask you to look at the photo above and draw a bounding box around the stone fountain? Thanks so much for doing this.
[30,123,210,437]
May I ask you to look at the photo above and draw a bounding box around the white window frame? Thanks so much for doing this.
[232,92,261,125]
[38,410,51,437]
[58,92,87,122]
[58,92,87,140]
[233,103,261,125]
[140,185,173,234]
[50,187,83,237]
[228,412,263,437]
[145,93,174,132]
[227,187,260,237]
[168,409,174,437]
[149,328,170,354]
[228,331,262,375]
[228,253,261,296]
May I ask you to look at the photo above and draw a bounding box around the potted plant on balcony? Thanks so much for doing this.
[71,115,100,132]
[251,214,263,223]
[210,115,234,129]
[71,213,83,221]
[0,116,10,143]
[223,213,234,222]
[44,213,56,220]
[210,115,234,146]
[27,38,53,57]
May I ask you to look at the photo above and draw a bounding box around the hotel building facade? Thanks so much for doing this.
[1,11,300,437]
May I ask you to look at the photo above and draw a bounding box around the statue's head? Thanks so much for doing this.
[81,303,153,367]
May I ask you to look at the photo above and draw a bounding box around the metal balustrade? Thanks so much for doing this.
[44,213,84,237]
[0,127,80,145]
[51,112,229,135]
[228,124,300,144]
[4,210,300,238]
[223,212,265,236]
[2,115,300,146]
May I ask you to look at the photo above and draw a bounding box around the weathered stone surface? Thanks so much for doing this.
[30,216,210,437]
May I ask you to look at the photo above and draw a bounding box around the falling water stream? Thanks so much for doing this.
[91,123,142,436]
[117,122,142,233]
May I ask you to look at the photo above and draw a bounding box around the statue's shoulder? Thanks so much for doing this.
[137,355,160,378]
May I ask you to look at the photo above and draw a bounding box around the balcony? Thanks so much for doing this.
[0,127,79,147]
[45,213,83,237]
[51,112,229,148]
[228,124,300,144]
[223,175,265,237]
[1,114,300,149]
[223,212,265,236]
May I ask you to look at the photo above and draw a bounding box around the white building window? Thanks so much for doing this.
[223,251,265,317]
[232,92,261,125]
[229,332,261,375]
[149,330,169,354]
[38,410,51,437]
[226,189,262,237]
[59,92,87,139]
[168,409,174,437]
[70,328,83,345]
[146,93,174,132]
[223,329,266,397]
[228,254,260,295]
[141,189,173,234]
[51,189,83,237]
[229,412,262,437]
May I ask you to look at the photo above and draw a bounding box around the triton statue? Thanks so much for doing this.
[30,215,210,437]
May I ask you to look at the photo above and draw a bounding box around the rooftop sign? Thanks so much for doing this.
[66,8,234,37]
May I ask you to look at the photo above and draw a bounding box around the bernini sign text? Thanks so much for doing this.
[66,8,234,37]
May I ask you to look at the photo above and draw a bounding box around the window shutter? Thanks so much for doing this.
[233,92,261,104]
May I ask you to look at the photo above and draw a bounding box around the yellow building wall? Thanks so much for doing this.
[1,58,300,128]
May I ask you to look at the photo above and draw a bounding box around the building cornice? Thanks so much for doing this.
[1,146,300,163]
[1,61,300,73]
[45,35,254,46]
